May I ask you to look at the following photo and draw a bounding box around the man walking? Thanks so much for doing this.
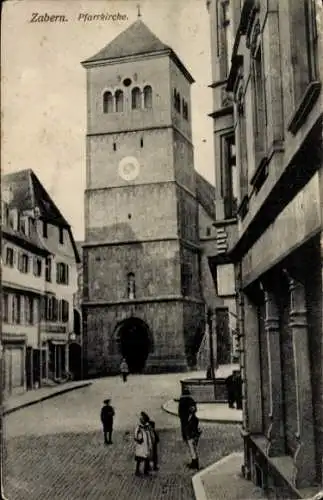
[100,398,115,445]
[225,370,236,408]
[120,358,129,382]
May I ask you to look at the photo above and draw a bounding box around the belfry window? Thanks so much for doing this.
[173,89,181,112]
[103,91,113,113]
[143,85,152,109]
[127,272,136,300]
[132,87,141,110]
[183,100,188,120]
[115,90,124,113]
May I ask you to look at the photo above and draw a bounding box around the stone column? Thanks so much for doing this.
[288,278,316,488]
[263,289,285,456]
[244,294,262,434]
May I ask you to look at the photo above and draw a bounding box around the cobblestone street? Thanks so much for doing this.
[4,374,243,499]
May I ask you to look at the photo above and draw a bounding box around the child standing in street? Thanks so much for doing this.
[134,412,153,476]
[100,399,115,445]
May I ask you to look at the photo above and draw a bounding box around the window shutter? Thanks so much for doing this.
[56,263,59,283]
[66,265,69,285]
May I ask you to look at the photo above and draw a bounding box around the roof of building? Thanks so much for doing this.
[3,169,80,263]
[82,19,194,83]
[195,172,215,219]
[3,169,69,227]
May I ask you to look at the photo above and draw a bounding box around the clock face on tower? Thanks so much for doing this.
[118,156,140,181]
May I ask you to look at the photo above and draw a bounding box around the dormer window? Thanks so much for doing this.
[143,85,152,109]
[9,208,19,231]
[103,91,113,113]
[132,87,141,110]
[20,216,30,236]
[2,202,9,226]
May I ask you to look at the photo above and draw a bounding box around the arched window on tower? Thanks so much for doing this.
[183,100,189,120]
[127,272,136,300]
[173,88,177,108]
[115,90,124,112]
[103,91,113,113]
[132,87,141,110]
[143,85,152,109]
[176,92,181,113]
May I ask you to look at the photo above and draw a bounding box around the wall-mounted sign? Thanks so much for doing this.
[216,263,236,297]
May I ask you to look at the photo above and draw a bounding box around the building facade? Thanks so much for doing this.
[81,19,223,376]
[2,170,80,390]
[208,0,322,497]
[2,196,49,395]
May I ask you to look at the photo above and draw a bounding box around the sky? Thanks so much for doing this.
[2,0,214,241]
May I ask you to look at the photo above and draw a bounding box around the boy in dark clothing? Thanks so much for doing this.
[100,399,115,445]
[178,388,197,442]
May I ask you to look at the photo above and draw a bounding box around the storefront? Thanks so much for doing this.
[48,340,68,380]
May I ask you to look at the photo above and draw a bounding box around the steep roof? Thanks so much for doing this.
[3,169,69,227]
[3,169,80,263]
[195,172,215,219]
[82,20,195,83]
[84,20,169,63]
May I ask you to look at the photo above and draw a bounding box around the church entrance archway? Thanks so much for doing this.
[116,318,151,373]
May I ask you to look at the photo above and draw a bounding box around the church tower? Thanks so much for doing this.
[82,19,205,375]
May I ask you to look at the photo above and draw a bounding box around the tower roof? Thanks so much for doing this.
[82,19,194,83]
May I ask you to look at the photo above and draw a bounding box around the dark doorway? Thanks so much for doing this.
[74,309,81,336]
[117,318,151,373]
[69,343,82,380]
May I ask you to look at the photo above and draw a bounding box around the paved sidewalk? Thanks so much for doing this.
[192,452,266,500]
[162,399,242,423]
[3,380,92,415]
